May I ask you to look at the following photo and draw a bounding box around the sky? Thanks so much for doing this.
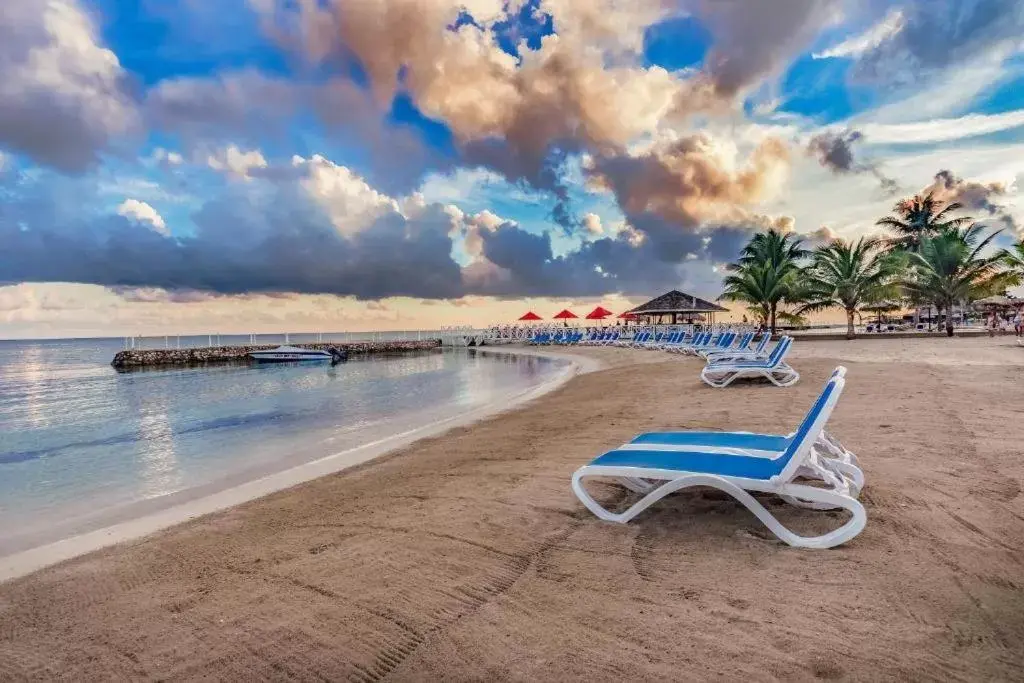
[1,0,1024,338]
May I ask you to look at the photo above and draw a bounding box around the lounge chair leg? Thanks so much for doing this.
[572,470,866,549]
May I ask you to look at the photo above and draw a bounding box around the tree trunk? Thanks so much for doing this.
[846,309,856,339]
[944,300,954,337]
[769,303,777,336]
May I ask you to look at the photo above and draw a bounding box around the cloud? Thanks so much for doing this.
[290,154,402,237]
[0,152,744,299]
[925,169,1020,233]
[206,145,268,179]
[858,110,1024,145]
[255,0,834,227]
[585,133,790,256]
[116,199,169,236]
[145,70,300,144]
[807,130,862,174]
[1,168,467,298]
[685,0,843,102]
[806,128,898,194]
[112,287,219,304]
[242,0,860,235]
[582,213,604,236]
[0,0,139,171]
[539,0,678,56]
[149,147,185,168]
[805,225,839,247]
[853,0,1024,86]
[813,9,904,60]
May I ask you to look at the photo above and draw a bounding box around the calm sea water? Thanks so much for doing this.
[0,339,568,554]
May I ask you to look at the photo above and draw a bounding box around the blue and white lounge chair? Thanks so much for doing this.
[571,374,865,548]
[650,331,683,350]
[660,332,693,352]
[629,331,653,348]
[627,368,863,495]
[693,331,735,357]
[665,331,701,354]
[699,331,752,360]
[704,332,772,363]
[701,336,798,387]
[668,331,711,355]
[614,331,640,347]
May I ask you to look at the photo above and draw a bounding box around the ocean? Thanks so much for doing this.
[0,338,569,555]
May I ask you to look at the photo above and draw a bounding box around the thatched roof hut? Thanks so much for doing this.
[627,290,729,325]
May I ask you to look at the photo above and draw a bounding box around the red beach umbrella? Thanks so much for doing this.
[553,309,578,320]
[618,311,638,320]
[585,306,613,320]
[518,311,542,321]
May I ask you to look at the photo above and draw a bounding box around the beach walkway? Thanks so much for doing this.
[1,338,1022,680]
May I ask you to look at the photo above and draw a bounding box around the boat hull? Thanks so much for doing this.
[248,345,335,363]
[249,354,332,362]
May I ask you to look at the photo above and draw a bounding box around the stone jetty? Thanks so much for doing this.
[111,340,442,368]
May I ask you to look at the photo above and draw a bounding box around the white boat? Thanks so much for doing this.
[249,345,338,363]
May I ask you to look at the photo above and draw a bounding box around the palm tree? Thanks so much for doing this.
[800,237,903,339]
[903,225,1009,336]
[875,192,973,251]
[722,229,808,334]
[1004,239,1024,276]
[733,228,809,269]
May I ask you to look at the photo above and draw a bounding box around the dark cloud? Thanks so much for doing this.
[0,167,733,300]
[807,130,862,173]
[807,129,899,195]
[473,221,720,298]
[0,0,139,172]
[690,0,843,101]
[926,169,1020,232]
[0,173,464,299]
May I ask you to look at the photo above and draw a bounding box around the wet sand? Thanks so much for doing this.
[1,338,1023,681]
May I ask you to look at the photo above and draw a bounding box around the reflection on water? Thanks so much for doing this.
[0,339,568,553]
[135,396,182,499]
[11,344,49,430]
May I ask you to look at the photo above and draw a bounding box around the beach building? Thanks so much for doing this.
[626,289,729,325]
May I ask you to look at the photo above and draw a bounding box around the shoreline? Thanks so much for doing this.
[0,346,583,583]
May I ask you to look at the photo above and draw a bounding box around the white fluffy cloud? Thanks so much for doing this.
[292,154,401,237]
[206,145,268,179]
[117,199,169,236]
[0,0,138,171]
[582,213,604,236]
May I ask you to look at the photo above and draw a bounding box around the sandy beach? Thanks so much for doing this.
[1,337,1023,681]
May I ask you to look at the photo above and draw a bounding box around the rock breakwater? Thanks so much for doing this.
[112,340,442,368]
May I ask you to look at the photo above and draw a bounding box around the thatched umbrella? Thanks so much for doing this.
[974,295,1017,308]
[861,300,901,329]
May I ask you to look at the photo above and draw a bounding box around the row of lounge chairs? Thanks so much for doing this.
[572,367,866,547]
[530,327,800,387]
[631,328,800,388]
